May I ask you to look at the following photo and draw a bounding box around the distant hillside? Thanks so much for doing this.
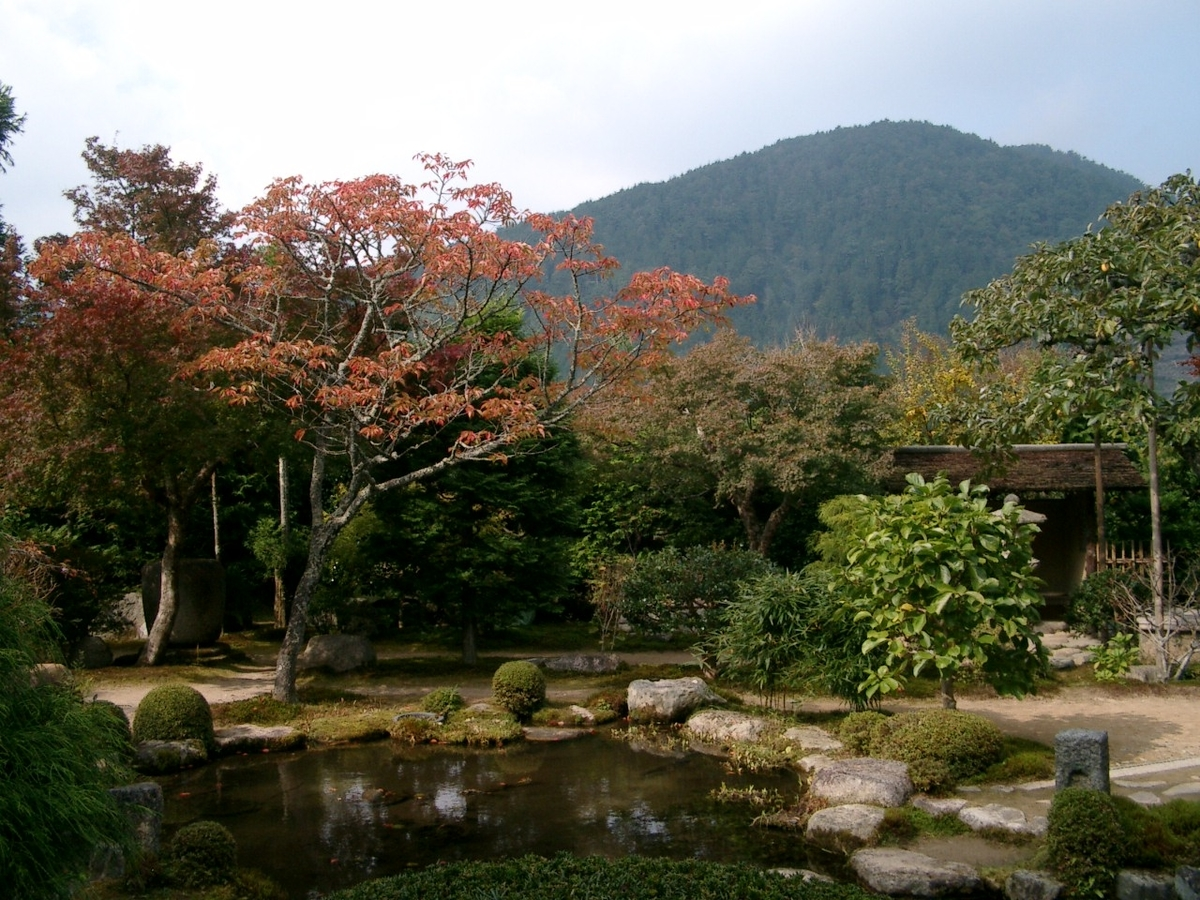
[540,121,1145,346]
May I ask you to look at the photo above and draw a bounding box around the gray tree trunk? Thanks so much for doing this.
[140,504,186,666]
[274,456,289,629]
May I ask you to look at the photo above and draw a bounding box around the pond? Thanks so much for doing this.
[157,731,820,898]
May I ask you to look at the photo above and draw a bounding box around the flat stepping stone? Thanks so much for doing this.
[912,796,968,817]
[850,848,982,897]
[783,725,843,752]
[959,803,1041,835]
[1006,869,1065,900]
[811,758,913,808]
[134,739,208,774]
[522,727,589,742]
[1126,791,1163,808]
[1163,783,1200,798]
[806,803,885,854]
[215,724,305,754]
[685,710,770,744]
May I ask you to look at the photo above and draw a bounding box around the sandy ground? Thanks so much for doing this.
[89,653,1200,767]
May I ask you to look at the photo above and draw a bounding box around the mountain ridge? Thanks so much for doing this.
[536,121,1145,346]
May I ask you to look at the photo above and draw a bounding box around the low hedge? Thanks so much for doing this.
[326,854,878,900]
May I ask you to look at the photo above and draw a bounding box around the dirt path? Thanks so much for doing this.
[90,654,1200,766]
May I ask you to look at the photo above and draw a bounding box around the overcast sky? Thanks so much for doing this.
[1,0,1197,243]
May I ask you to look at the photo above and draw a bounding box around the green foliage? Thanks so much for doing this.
[490,660,546,719]
[837,711,890,755]
[131,682,216,755]
[831,474,1047,705]
[1092,633,1141,682]
[163,820,238,888]
[1114,797,1200,870]
[873,710,1004,792]
[248,515,307,576]
[1067,569,1137,640]
[0,567,134,900]
[420,687,464,716]
[325,852,881,900]
[1046,787,1124,898]
[621,545,776,639]
[712,568,875,708]
[837,709,1004,792]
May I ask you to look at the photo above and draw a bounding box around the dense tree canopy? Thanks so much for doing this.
[951,174,1200,676]
[54,155,748,699]
[606,330,892,560]
[546,121,1143,346]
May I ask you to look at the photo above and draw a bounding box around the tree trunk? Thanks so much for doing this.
[140,503,187,666]
[274,456,290,629]
[732,492,791,558]
[462,613,478,667]
[211,469,221,563]
[272,523,336,701]
[939,677,957,710]
[1093,427,1106,574]
[1148,410,1168,675]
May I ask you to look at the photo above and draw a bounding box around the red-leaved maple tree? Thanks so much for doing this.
[2,233,243,665]
[58,155,749,700]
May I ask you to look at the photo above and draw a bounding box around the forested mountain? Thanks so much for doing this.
[539,121,1144,346]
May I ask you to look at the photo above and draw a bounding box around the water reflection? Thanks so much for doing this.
[158,733,806,899]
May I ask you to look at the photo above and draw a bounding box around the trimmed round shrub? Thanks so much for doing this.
[876,710,1004,790]
[132,682,216,755]
[491,661,545,719]
[838,711,888,755]
[421,687,465,716]
[838,709,1004,792]
[1046,787,1123,898]
[164,820,237,888]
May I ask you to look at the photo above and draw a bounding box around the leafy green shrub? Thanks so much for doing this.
[325,853,881,900]
[1114,796,1200,870]
[828,476,1046,707]
[1092,632,1140,682]
[491,661,545,718]
[163,820,237,888]
[837,711,889,755]
[1046,787,1123,898]
[420,687,464,716]
[132,682,216,755]
[1067,568,1138,640]
[0,567,134,900]
[712,569,874,708]
[838,709,1004,791]
[620,545,776,638]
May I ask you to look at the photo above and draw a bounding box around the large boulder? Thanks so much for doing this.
[141,559,226,645]
[90,782,164,881]
[298,634,376,673]
[75,635,113,669]
[805,803,886,854]
[1116,870,1176,900]
[626,677,724,723]
[851,848,983,897]
[684,710,769,744]
[810,758,913,808]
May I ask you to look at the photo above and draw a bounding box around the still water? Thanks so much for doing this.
[157,732,811,898]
